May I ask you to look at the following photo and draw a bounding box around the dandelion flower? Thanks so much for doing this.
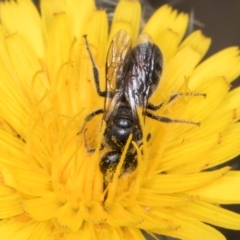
[0,0,240,239]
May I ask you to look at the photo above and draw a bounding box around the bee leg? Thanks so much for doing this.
[83,128,104,153]
[83,35,106,97]
[146,111,200,126]
[103,181,109,203]
[146,133,151,142]
[147,92,206,111]
[139,134,151,155]
[16,134,26,143]
[77,109,104,135]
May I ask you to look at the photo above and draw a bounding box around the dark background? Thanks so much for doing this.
[32,0,240,239]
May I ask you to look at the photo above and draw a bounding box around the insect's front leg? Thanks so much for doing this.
[83,35,106,97]
[147,92,206,111]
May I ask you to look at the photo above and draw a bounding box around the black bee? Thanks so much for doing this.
[81,30,200,184]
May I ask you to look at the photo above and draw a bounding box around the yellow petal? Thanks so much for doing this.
[156,41,212,99]
[109,0,141,42]
[214,86,240,122]
[40,0,66,34]
[22,193,61,221]
[46,12,72,82]
[0,130,26,165]
[64,0,96,38]
[27,221,53,240]
[54,201,84,231]
[84,9,108,98]
[105,203,140,227]
[176,201,240,230]
[178,30,211,60]
[151,208,226,240]
[137,190,188,207]
[143,167,230,193]
[0,65,30,135]
[154,76,230,149]
[186,171,240,204]
[160,132,219,172]
[0,1,240,239]
[5,33,49,100]
[0,194,22,218]
[143,4,188,45]
[169,109,236,173]
[153,28,180,62]
[190,47,240,88]
[205,123,240,168]
[143,6,189,62]
[85,9,108,63]
[0,219,33,239]
[0,0,44,58]
[1,167,52,195]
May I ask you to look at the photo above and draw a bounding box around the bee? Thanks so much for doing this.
[81,30,200,185]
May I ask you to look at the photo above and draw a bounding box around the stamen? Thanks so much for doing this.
[105,134,133,206]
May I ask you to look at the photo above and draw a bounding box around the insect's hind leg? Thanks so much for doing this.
[83,35,106,97]
[147,92,206,111]
[83,129,104,153]
[146,111,200,126]
[78,109,104,134]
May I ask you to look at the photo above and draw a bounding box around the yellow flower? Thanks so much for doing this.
[0,0,240,239]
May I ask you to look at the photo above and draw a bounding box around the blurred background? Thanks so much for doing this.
[32,0,240,239]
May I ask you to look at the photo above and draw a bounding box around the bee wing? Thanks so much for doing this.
[104,30,132,121]
[125,32,163,121]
